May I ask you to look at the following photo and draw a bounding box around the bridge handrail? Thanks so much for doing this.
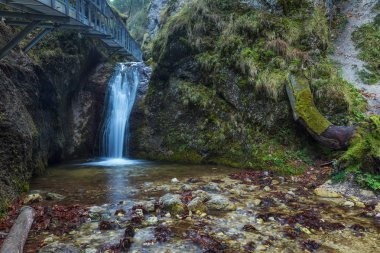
[48,0,142,60]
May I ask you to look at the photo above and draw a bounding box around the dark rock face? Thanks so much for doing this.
[0,23,112,209]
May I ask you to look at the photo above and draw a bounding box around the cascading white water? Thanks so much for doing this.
[102,63,140,159]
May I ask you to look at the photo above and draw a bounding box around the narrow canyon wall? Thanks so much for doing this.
[0,23,112,211]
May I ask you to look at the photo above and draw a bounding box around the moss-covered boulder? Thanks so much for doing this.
[338,116,380,174]
[159,193,185,215]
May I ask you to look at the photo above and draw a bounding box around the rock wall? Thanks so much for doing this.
[0,23,112,212]
[130,0,365,170]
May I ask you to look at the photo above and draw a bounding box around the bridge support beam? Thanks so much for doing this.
[5,20,90,30]
[23,28,54,53]
[0,10,70,23]
[0,20,40,60]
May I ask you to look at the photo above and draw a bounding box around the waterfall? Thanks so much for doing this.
[102,63,140,158]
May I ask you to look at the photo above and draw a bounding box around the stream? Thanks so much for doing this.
[21,161,380,253]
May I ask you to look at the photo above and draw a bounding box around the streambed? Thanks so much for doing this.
[14,161,380,252]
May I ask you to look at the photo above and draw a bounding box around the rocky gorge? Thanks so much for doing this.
[0,0,379,252]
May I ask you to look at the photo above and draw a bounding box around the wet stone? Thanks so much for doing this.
[206,195,236,211]
[187,197,206,212]
[39,242,80,253]
[314,187,341,198]
[46,192,65,201]
[202,182,222,192]
[159,193,185,214]
[23,193,43,204]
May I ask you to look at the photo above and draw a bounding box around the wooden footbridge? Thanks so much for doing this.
[0,0,143,61]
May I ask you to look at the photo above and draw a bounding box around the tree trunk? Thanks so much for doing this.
[286,74,356,149]
[0,206,35,253]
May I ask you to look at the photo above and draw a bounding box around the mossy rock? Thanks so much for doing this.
[338,115,380,175]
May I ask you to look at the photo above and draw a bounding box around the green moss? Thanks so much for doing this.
[337,115,380,190]
[0,199,10,218]
[140,0,368,175]
[293,78,331,135]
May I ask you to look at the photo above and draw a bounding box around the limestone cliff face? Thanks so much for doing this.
[0,23,112,210]
[130,0,364,170]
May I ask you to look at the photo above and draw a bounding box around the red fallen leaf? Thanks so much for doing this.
[302,240,321,252]
[242,224,257,232]
[99,221,116,230]
[181,191,193,204]
[154,225,172,242]
[187,230,228,252]
[229,170,273,186]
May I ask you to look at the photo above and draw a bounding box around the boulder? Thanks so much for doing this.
[159,194,184,214]
[206,195,236,211]
[187,197,206,212]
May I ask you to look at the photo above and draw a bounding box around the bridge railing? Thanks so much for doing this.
[40,0,142,60]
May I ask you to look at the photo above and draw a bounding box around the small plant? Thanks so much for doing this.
[356,173,380,191]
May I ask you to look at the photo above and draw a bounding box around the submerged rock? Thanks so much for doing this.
[202,182,222,192]
[313,187,341,198]
[193,190,210,201]
[135,200,156,212]
[341,201,355,208]
[171,178,179,184]
[39,242,80,253]
[375,203,380,213]
[147,216,158,225]
[159,193,184,214]
[206,195,236,211]
[46,192,65,201]
[187,197,206,212]
[23,193,43,204]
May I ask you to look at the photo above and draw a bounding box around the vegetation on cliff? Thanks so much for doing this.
[335,115,380,190]
[134,0,366,175]
[352,8,380,84]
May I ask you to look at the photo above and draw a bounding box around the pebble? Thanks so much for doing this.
[253,199,262,206]
[314,187,341,198]
[263,186,271,192]
[355,201,366,208]
[247,186,258,192]
[375,203,380,213]
[256,218,264,224]
[181,184,192,191]
[165,213,171,218]
[135,209,144,217]
[342,201,355,208]
[256,245,267,251]
[147,216,158,225]
[171,178,179,184]
[271,180,280,185]
[23,193,43,204]
[46,192,65,201]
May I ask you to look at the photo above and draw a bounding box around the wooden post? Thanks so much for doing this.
[0,207,36,253]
